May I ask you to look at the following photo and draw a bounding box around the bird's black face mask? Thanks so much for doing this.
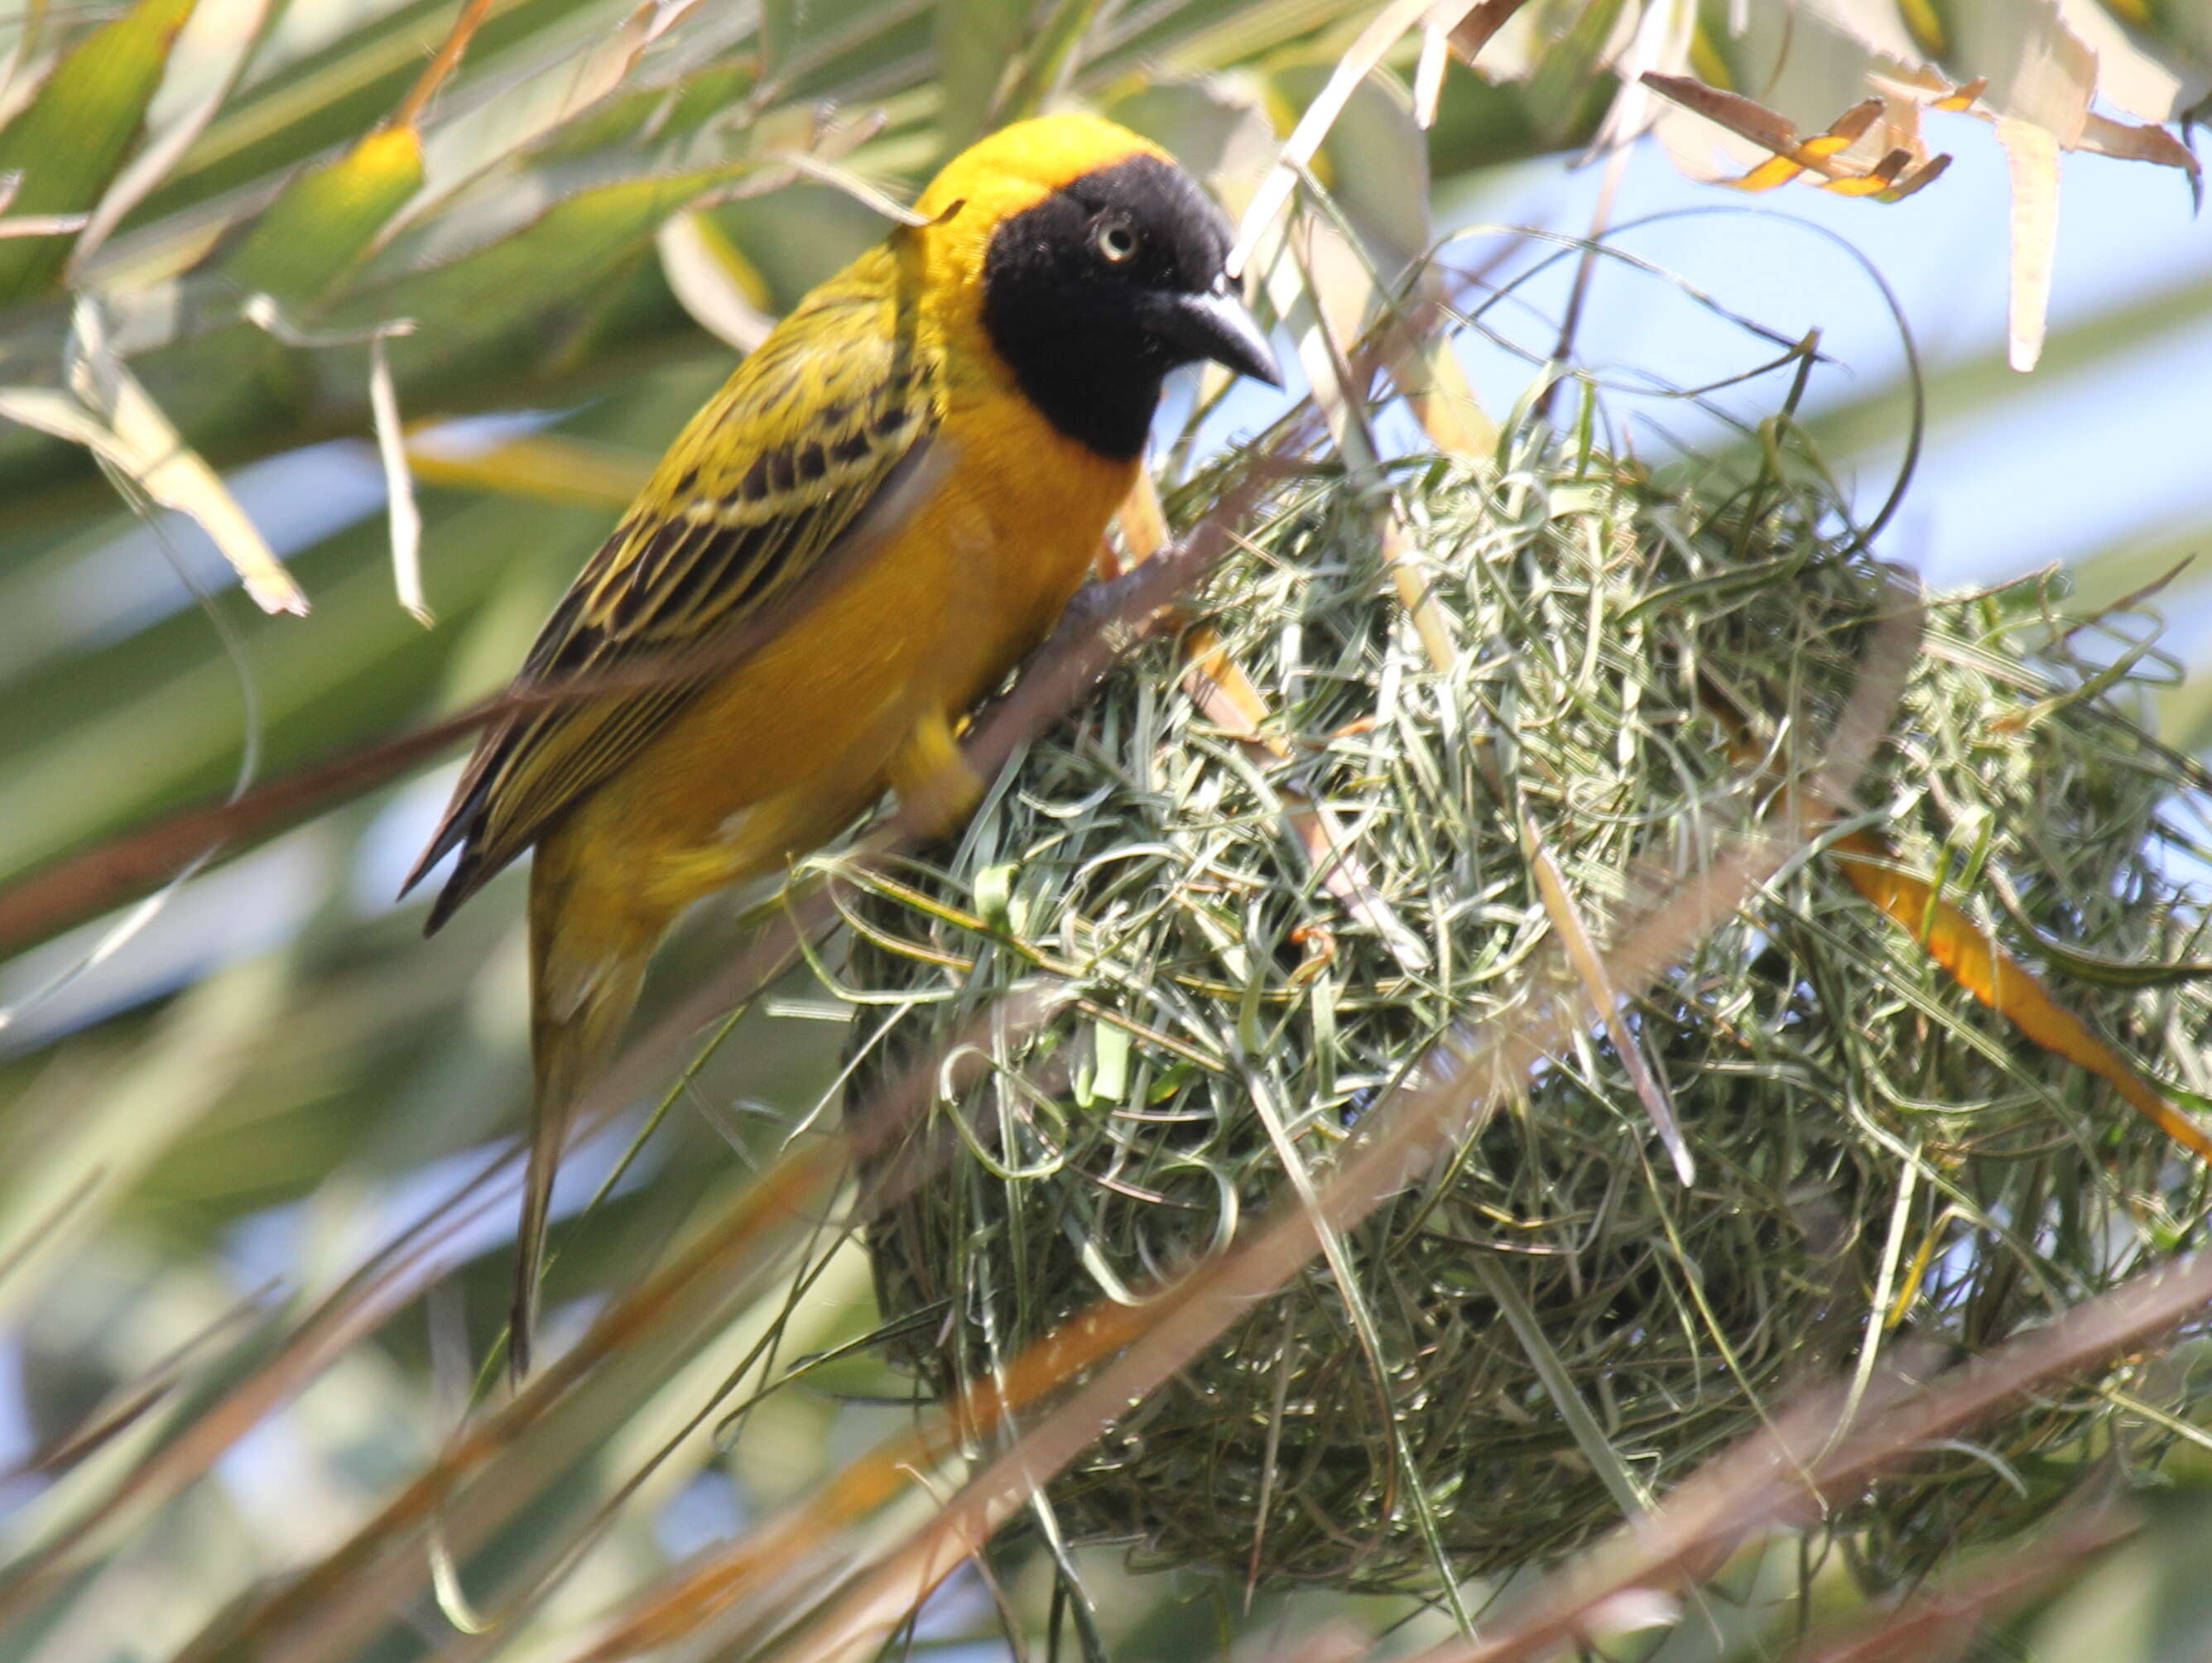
[981,153,1281,461]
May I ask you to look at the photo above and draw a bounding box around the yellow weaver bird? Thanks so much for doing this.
[402,113,1278,1376]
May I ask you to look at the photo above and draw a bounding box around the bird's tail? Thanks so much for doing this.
[514,844,659,1385]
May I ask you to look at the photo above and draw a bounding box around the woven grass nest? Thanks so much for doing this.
[839,412,2212,1593]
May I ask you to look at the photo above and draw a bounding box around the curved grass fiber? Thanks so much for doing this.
[838,410,2212,1593]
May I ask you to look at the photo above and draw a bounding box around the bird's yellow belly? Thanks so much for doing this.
[564,410,1136,914]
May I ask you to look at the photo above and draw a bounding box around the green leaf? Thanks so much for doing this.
[935,0,1029,147]
[2016,1489,2212,1661]
[994,0,1108,125]
[1527,0,1630,147]
[0,953,287,1328]
[1107,79,1277,186]
[0,0,200,305]
[0,486,589,882]
[762,0,801,83]
[153,0,623,219]
[325,166,736,374]
[223,124,424,306]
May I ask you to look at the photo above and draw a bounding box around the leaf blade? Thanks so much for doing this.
[0,0,200,303]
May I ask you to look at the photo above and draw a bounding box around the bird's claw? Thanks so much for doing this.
[892,710,985,838]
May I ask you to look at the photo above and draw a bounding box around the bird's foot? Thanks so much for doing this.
[892,709,985,839]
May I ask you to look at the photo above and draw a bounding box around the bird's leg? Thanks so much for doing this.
[893,563,1186,841]
[890,707,984,838]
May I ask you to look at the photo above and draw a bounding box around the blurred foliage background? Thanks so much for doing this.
[0,0,2209,1659]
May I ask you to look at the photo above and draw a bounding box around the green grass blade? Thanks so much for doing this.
[0,0,200,305]
[222,125,425,306]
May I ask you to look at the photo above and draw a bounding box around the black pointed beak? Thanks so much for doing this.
[1156,278,1281,387]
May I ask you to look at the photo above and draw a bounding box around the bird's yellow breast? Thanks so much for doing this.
[557,384,1136,916]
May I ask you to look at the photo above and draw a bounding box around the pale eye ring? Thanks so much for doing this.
[1093,218,1138,263]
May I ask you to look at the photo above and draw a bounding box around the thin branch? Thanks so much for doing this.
[388,0,500,132]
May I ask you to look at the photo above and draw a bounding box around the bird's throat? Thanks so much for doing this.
[979,329,1166,460]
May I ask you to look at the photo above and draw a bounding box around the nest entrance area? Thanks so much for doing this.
[839,417,2212,1593]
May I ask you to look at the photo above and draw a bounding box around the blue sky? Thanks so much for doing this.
[1459,123,2212,592]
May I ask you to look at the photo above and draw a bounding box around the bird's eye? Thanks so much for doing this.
[1093,218,1138,263]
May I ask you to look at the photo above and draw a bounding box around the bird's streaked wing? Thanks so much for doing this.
[407,269,942,927]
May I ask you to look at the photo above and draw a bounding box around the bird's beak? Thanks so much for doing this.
[1158,280,1282,387]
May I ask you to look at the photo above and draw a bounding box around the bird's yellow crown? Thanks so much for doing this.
[915,112,1171,220]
